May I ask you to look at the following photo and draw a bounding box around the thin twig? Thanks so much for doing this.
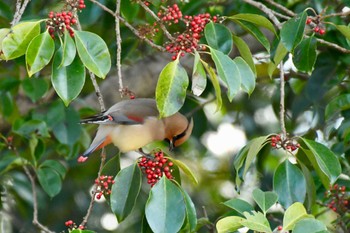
[315,37,350,53]
[138,0,175,41]
[79,149,107,227]
[11,0,31,26]
[323,10,350,19]
[279,61,287,139]
[242,0,282,29]
[23,166,55,233]
[264,0,295,17]
[88,0,165,51]
[115,0,124,93]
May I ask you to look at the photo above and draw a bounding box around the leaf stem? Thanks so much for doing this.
[279,61,287,139]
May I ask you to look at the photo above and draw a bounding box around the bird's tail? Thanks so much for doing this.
[77,135,112,163]
[80,114,113,124]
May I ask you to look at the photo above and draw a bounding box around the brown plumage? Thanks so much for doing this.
[78,98,193,162]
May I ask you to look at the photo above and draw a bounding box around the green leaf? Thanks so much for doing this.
[202,61,222,110]
[209,48,240,101]
[242,211,272,233]
[232,34,256,75]
[0,92,14,117]
[273,160,306,208]
[283,202,313,230]
[235,20,270,52]
[228,13,277,35]
[121,0,140,21]
[181,189,197,232]
[292,219,329,233]
[243,135,270,176]
[111,163,142,222]
[60,30,76,67]
[252,188,278,215]
[13,119,50,138]
[52,48,85,106]
[156,58,189,118]
[293,36,317,74]
[216,216,244,233]
[325,94,350,120]
[204,22,233,54]
[299,162,316,211]
[171,158,198,185]
[74,30,111,78]
[234,57,255,95]
[223,198,254,216]
[22,77,48,102]
[268,41,288,77]
[300,138,341,187]
[2,21,41,60]
[71,230,96,233]
[37,167,62,198]
[26,31,55,77]
[0,28,10,60]
[191,51,207,96]
[146,177,186,233]
[233,144,250,188]
[333,24,350,40]
[40,160,66,179]
[280,12,307,52]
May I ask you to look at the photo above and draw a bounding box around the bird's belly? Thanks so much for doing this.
[111,123,165,152]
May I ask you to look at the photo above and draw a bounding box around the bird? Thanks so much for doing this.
[77,98,193,162]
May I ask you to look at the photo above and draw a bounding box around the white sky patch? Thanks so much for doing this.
[342,6,350,13]
[254,105,278,126]
[219,181,237,199]
[100,213,119,231]
[202,123,247,157]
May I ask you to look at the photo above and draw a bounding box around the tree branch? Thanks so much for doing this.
[264,0,295,17]
[279,61,287,138]
[88,0,165,51]
[11,0,31,26]
[23,166,55,233]
[115,0,124,93]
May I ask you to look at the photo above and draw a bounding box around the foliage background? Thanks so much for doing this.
[0,0,350,232]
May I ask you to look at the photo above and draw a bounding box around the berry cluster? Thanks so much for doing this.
[66,0,86,11]
[324,184,349,213]
[306,17,326,35]
[270,134,300,152]
[156,4,217,60]
[94,175,115,200]
[47,11,77,38]
[64,220,84,230]
[138,151,174,187]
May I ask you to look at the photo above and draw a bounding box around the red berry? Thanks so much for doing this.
[306,18,312,25]
[319,28,326,35]
[277,225,283,231]
[314,26,320,33]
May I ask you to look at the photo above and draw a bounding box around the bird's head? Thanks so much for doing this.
[164,114,194,150]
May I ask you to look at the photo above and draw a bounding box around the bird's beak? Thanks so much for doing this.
[169,140,175,151]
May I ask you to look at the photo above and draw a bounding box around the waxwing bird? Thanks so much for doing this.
[78,98,193,162]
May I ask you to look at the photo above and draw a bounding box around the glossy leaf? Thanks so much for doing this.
[0,92,14,117]
[74,30,111,78]
[52,48,85,106]
[2,21,41,60]
[121,0,140,21]
[210,48,240,101]
[223,198,254,216]
[232,34,256,75]
[0,28,10,60]
[71,229,96,233]
[293,36,317,73]
[299,162,316,211]
[273,160,306,208]
[202,61,222,110]
[235,20,270,52]
[216,216,244,233]
[156,58,189,118]
[111,163,142,222]
[333,24,350,40]
[37,167,62,198]
[280,12,307,52]
[252,188,278,215]
[60,30,76,67]
[283,202,313,230]
[172,158,198,185]
[243,135,270,176]
[22,77,48,102]
[229,13,276,35]
[191,51,206,96]
[182,189,197,232]
[242,211,272,233]
[234,57,255,95]
[232,144,250,188]
[26,31,55,76]
[292,219,328,233]
[268,41,288,77]
[146,177,186,233]
[204,22,233,54]
[13,119,50,138]
[325,94,350,120]
[40,160,66,179]
[300,138,341,187]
